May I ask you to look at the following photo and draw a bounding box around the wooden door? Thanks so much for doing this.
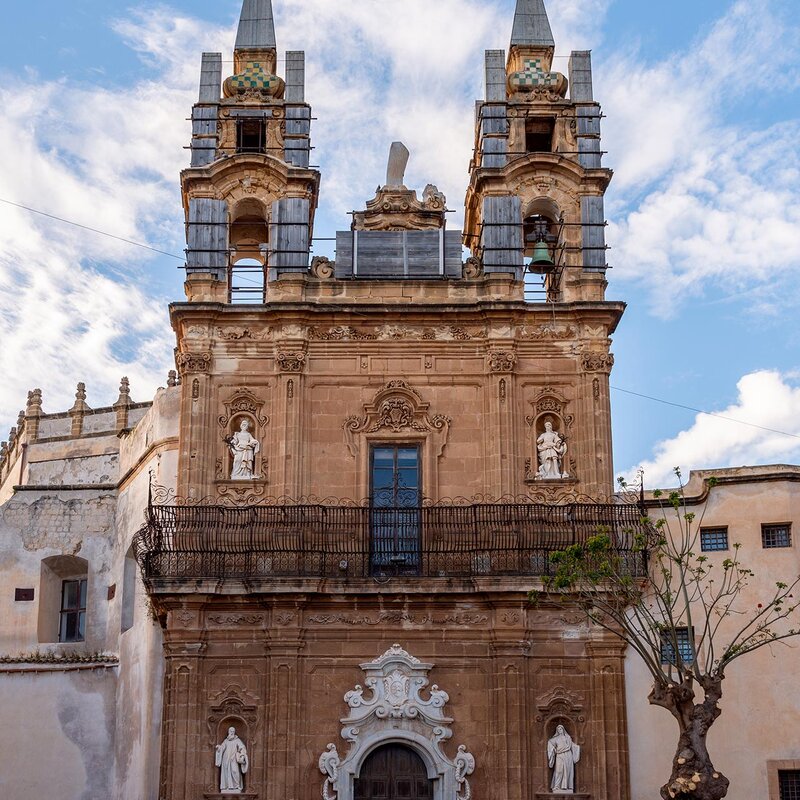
[354,744,433,800]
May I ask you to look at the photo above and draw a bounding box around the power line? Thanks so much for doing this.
[0,197,184,260]
[611,385,800,441]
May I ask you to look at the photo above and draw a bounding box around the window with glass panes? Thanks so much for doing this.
[779,770,800,800]
[660,627,694,665]
[59,578,87,642]
[762,524,792,549]
[700,527,729,552]
[369,446,421,576]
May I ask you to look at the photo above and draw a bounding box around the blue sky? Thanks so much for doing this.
[0,0,798,486]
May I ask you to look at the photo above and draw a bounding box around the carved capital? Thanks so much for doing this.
[488,350,517,373]
[581,352,615,373]
[176,351,212,375]
[276,352,306,373]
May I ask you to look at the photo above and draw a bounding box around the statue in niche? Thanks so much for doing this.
[547,724,581,794]
[215,726,249,794]
[537,419,569,480]
[225,418,260,480]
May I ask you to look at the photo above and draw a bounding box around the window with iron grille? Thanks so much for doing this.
[59,578,87,643]
[660,627,694,666]
[762,524,792,549]
[780,770,800,800]
[700,527,729,552]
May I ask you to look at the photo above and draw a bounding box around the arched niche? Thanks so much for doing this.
[318,645,475,800]
[525,388,575,484]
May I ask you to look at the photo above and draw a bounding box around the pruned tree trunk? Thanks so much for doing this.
[649,677,730,800]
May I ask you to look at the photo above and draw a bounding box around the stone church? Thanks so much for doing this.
[1,2,798,799]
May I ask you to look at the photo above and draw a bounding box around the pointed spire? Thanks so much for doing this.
[511,0,555,48]
[235,0,277,51]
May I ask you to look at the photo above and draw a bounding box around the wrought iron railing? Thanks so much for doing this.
[134,501,648,581]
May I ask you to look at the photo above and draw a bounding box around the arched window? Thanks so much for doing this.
[38,555,89,643]
[229,198,269,303]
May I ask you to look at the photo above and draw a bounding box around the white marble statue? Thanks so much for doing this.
[537,420,568,480]
[227,419,260,480]
[215,726,249,794]
[547,724,580,794]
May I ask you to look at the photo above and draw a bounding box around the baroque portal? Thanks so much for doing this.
[318,645,475,800]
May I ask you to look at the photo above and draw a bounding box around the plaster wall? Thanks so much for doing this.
[626,471,800,799]
[0,666,117,800]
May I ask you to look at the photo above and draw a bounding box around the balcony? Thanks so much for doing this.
[134,501,648,583]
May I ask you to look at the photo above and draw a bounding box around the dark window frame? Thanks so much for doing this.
[660,626,695,666]
[236,118,267,155]
[59,578,87,643]
[700,526,729,552]
[779,769,800,800]
[762,523,792,549]
[525,117,556,153]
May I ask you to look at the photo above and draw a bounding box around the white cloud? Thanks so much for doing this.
[0,10,232,430]
[627,370,800,488]
[601,0,800,315]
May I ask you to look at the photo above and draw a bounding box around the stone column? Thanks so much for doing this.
[487,347,518,496]
[175,351,213,498]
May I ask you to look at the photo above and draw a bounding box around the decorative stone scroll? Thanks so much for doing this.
[318,645,476,800]
[488,350,517,373]
[276,352,306,373]
[581,352,614,374]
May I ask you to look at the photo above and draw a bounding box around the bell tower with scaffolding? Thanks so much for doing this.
[464,0,611,305]
[181,0,320,303]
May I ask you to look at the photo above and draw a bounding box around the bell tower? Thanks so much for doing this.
[181,0,320,303]
[464,0,611,303]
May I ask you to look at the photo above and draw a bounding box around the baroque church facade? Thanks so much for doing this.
[1,2,798,799]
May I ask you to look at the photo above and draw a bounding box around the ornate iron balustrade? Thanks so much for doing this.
[134,501,648,582]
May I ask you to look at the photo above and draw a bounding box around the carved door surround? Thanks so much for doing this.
[215,387,270,501]
[318,645,475,800]
[343,381,451,501]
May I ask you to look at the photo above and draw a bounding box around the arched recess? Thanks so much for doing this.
[355,743,433,799]
[38,554,89,643]
[229,197,269,303]
[318,645,475,800]
[120,544,137,633]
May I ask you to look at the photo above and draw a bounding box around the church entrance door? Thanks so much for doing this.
[354,744,433,800]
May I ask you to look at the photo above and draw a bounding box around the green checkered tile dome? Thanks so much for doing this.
[508,58,568,97]
[224,62,284,98]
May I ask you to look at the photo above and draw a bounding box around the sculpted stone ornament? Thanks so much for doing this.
[318,645,476,800]
[537,420,569,480]
[547,725,581,794]
[215,726,249,794]
[226,419,261,480]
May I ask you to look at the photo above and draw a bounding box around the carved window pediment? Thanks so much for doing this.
[344,381,451,458]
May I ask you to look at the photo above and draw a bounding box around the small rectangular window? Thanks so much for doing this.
[700,527,729,552]
[525,118,555,153]
[59,578,87,643]
[779,770,800,800]
[15,588,34,601]
[237,119,266,154]
[762,524,792,549]
[660,627,694,666]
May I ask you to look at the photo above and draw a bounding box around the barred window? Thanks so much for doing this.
[762,524,792,549]
[660,627,694,666]
[700,527,729,552]
[780,770,800,800]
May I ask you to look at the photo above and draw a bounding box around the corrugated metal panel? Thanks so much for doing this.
[285,51,305,103]
[270,198,310,272]
[510,0,555,47]
[187,198,229,280]
[581,196,606,271]
[235,0,276,50]
[482,196,523,276]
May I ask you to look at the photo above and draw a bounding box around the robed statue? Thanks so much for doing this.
[547,724,580,794]
[537,420,568,480]
[226,419,260,480]
[215,726,249,794]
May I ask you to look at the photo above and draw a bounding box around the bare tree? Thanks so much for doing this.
[533,469,800,800]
